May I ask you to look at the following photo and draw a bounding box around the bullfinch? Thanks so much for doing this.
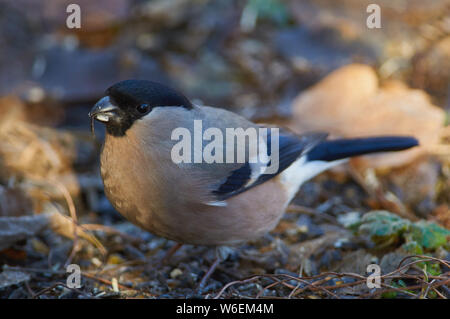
[89,79,418,287]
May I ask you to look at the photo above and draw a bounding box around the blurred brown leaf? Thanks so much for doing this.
[412,36,450,102]
[0,120,96,180]
[433,204,450,229]
[291,64,446,168]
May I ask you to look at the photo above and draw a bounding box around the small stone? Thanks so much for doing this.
[107,254,125,265]
[111,278,119,292]
[0,270,30,289]
[91,257,102,267]
[337,211,361,228]
[170,268,183,279]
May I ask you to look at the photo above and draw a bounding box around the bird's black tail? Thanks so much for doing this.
[306,136,419,162]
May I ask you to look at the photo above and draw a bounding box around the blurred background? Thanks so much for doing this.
[0,0,449,298]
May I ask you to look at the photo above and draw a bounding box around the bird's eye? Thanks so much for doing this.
[136,104,150,114]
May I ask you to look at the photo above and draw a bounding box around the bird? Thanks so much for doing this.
[89,79,419,288]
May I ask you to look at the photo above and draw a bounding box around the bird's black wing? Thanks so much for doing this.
[212,131,327,201]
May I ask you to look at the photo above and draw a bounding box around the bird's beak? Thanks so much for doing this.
[89,96,119,123]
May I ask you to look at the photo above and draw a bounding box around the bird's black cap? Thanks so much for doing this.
[91,80,192,137]
[106,80,192,111]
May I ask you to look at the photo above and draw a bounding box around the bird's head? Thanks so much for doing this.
[89,80,192,136]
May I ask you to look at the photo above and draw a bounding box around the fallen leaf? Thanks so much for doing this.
[433,205,450,229]
[0,214,50,251]
[291,64,446,168]
[0,269,30,289]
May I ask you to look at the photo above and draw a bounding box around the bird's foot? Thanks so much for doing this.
[196,246,235,293]
[160,242,183,265]
[144,242,183,273]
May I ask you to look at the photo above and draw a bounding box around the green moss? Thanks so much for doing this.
[352,210,450,252]
[409,221,450,250]
[402,241,423,255]
[245,0,290,26]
